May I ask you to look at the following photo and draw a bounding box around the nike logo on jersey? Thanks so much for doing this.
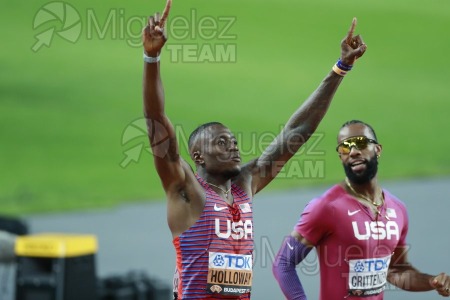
[348,209,361,216]
[214,204,228,211]
[287,242,294,250]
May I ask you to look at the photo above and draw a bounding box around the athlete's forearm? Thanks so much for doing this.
[143,61,179,161]
[283,71,343,143]
[260,71,343,165]
[143,62,166,119]
[272,236,312,299]
[388,267,434,291]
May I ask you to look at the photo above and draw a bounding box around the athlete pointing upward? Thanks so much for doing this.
[142,1,366,298]
[272,120,450,299]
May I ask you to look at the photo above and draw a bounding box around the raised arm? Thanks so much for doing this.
[388,246,450,296]
[142,0,186,191]
[246,18,367,195]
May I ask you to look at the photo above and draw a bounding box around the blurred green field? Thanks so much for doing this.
[1,0,450,215]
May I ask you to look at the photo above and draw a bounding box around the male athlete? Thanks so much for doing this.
[272,120,450,299]
[142,0,367,298]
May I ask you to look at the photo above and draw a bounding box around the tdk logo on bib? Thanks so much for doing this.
[353,258,389,273]
[354,261,365,272]
[213,255,225,267]
[210,252,252,270]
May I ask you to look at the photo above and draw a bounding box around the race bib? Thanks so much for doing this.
[207,251,252,296]
[348,255,391,297]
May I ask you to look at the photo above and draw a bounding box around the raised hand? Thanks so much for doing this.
[340,18,367,65]
[142,0,172,57]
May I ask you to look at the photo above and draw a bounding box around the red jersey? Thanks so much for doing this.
[295,185,409,300]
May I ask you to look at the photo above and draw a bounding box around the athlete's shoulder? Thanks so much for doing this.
[314,184,346,203]
[383,189,407,211]
[193,173,208,188]
[322,184,347,199]
[295,185,343,239]
[306,184,346,208]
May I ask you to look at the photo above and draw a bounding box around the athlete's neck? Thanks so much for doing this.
[345,177,381,199]
[197,170,232,186]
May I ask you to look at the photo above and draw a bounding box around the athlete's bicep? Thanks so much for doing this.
[154,155,189,193]
[387,246,418,289]
[389,246,411,270]
[294,198,333,245]
[291,230,315,247]
[241,157,288,195]
[146,114,188,190]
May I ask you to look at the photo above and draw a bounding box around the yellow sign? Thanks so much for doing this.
[15,233,98,258]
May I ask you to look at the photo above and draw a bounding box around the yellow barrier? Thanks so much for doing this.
[15,233,98,257]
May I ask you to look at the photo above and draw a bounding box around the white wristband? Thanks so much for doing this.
[143,52,160,63]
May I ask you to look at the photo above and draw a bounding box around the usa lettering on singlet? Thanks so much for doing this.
[173,175,253,299]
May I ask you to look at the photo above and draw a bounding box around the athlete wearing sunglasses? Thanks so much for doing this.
[273,120,450,299]
[336,136,378,155]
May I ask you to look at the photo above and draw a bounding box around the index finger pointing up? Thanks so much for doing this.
[159,0,172,28]
[345,17,357,45]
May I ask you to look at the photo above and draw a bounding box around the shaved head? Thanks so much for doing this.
[188,122,225,152]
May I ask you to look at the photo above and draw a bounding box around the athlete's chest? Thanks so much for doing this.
[330,198,405,251]
[203,188,254,242]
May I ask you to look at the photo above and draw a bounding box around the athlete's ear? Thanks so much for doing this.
[375,143,382,157]
[192,151,204,165]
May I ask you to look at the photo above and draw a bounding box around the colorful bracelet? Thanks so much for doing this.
[336,59,353,71]
[332,64,348,76]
